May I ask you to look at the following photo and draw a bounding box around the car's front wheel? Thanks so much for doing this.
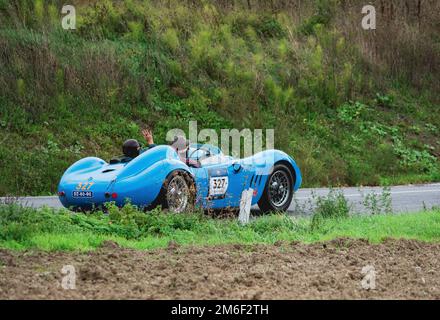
[258,164,294,213]
[160,171,195,213]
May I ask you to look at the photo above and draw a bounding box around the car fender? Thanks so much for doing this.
[57,157,107,194]
[112,152,194,208]
[62,157,107,176]
[116,145,179,181]
[241,149,302,204]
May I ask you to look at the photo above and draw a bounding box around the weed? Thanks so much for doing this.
[311,189,351,230]
[360,187,393,215]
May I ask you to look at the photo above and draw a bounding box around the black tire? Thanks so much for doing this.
[156,170,196,213]
[258,164,294,214]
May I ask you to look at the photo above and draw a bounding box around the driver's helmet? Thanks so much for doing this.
[169,136,189,153]
[122,139,141,158]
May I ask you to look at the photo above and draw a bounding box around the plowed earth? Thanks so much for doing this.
[1,239,439,299]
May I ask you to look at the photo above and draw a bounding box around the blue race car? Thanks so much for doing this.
[57,144,302,213]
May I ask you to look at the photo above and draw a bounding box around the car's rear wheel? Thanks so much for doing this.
[258,164,294,214]
[160,171,195,213]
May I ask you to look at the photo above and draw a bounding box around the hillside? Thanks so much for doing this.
[0,0,439,196]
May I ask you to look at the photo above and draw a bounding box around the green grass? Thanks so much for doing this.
[310,212,440,243]
[1,204,439,251]
[379,172,440,187]
[0,1,439,196]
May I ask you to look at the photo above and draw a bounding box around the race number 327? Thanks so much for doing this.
[75,182,94,190]
[209,176,228,196]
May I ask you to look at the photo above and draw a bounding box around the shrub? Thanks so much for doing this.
[249,214,296,234]
[311,189,351,229]
[162,28,180,52]
[361,187,393,215]
[254,16,285,39]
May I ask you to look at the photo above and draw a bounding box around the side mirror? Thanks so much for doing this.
[232,162,242,173]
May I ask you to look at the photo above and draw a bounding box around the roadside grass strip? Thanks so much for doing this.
[1,204,440,251]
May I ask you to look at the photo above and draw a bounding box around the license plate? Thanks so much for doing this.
[209,176,229,196]
[72,191,93,198]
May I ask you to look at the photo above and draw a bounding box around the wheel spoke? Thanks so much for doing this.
[167,175,189,213]
[268,170,290,207]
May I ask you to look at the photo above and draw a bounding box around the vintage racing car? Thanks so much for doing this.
[57,144,302,213]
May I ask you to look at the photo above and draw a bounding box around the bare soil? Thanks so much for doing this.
[0,239,439,299]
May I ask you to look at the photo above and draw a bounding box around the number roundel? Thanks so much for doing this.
[209,176,229,196]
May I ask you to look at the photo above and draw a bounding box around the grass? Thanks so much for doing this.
[0,1,439,196]
[379,172,440,187]
[311,212,440,243]
[1,203,439,251]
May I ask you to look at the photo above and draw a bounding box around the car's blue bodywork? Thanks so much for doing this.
[58,144,302,210]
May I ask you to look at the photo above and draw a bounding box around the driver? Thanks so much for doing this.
[169,135,201,168]
[111,129,156,163]
[112,130,201,168]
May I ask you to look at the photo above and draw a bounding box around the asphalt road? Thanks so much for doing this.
[4,183,440,215]
[290,183,440,215]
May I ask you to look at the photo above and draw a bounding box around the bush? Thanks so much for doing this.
[311,189,351,229]
[0,202,211,242]
[254,16,285,39]
[106,202,209,237]
[0,204,78,241]
[361,187,393,215]
[249,214,296,234]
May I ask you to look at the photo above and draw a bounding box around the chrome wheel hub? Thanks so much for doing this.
[268,170,290,207]
[166,175,189,213]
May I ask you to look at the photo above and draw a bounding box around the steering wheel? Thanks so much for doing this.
[188,146,211,162]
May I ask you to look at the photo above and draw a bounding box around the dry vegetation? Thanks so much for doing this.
[0,0,439,195]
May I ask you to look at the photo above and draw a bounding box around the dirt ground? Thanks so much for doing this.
[0,239,439,299]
